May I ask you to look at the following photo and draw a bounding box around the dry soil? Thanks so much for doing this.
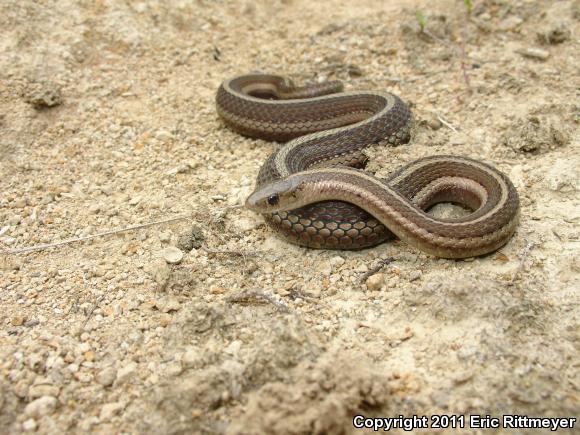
[0,0,579,434]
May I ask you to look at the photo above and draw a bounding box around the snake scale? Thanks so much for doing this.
[216,74,519,258]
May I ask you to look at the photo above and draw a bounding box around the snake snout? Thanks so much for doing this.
[245,178,301,213]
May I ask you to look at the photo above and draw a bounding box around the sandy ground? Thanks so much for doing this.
[1,0,579,434]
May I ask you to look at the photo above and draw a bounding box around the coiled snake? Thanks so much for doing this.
[216,74,519,258]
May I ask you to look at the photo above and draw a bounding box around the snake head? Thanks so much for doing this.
[245,177,303,213]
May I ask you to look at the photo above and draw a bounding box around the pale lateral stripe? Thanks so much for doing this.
[383,156,509,223]
[292,164,509,227]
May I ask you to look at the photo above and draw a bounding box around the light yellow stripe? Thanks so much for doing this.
[292,161,508,227]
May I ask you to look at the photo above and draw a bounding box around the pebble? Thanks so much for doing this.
[24,396,57,418]
[165,362,183,377]
[158,297,181,313]
[515,48,550,61]
[84,350,95,362]
[498,16,523,32]
[231,216,262,232]
[181,347,199,368]
[158,231,172,243]
[144,259,171,290]
[13,198,28,208]
[366,273,384,291]
[79,416,99,432]
[25,84,62,109]
[306,286,322,298]
[409,271,422,282]
[159,314,172,327]
[96,367,117,387]
[347,64,363,77]
[116,362,137,384]
[39,193,55,205]
[355,264,369,273]
[11,316,25,326]
[160,246,183,264]
[210,285,226,294]
[155,129,173,142]
[316,261,332,277]
[88,204,101,214]
[8,215,21,225]
[329,256,345,268]
[29,384,60,399]
[13,379,30,398]
[545,159,577,192]
[426,115,442,130]
[99,402,125,421]
[22,419,37,431]
[75,372,93,383]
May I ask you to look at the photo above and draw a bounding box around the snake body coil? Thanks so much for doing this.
[216,74,519,258]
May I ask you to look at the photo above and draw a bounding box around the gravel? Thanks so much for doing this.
[1,0,578,433]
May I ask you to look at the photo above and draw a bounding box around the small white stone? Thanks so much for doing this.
[39,193,55,205]
[165,362,183,376]
[158,231,172,243]
[158,297,181,313]
[24,396,57,418]
[355,264,369,273]
[160,246,183,264]
[231,216,263,232]
[79,416,99,432]
[329,256,345,267]
[144,259,171,290]
[409,271,422,282]
[128,196,141,206]
[96,367,117,387]
[366,273,385,291]
[316,261,332,277]
[116,362,137,384]
[13,198,28,208]
[22,419,37,431]
[516,47,550,61]
[28,384,59,399]
[181,347,199,368]
[100,402,125,421]
[156,129,173,141]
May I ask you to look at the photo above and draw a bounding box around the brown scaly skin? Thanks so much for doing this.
[218,74,519,257]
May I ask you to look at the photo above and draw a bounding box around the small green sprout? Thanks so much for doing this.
[415,10,427,32]
[463,0,473,13]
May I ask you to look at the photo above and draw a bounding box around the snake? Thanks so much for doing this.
[216,74,520,258]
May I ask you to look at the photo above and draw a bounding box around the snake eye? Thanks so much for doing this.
[267,193,280,206]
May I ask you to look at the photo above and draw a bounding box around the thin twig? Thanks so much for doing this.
[83,295,105,327]
[436,114,459,132]
[421,25,473,92]
[227,290,290,313]
[201,247,261,258]
[1,215,189,255]
[359,257,395,284]
[458,38,472,92]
